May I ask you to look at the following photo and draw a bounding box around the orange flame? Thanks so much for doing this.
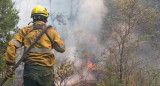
[88,61,93,68]
[88,61,99,70]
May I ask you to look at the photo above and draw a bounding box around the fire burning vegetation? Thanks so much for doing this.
[0,0,160,86]
[88,61,93,69]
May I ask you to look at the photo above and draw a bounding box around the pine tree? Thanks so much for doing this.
[0,0,19,77]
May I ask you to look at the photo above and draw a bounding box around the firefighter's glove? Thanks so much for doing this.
[5,66,15,78]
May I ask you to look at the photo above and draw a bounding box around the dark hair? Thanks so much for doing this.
[33,15,48,23]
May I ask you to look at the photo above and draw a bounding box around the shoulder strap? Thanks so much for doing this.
[17,25,52,68]
[22,24,45,46]
[45,32,54,48]
[26,24,54,48]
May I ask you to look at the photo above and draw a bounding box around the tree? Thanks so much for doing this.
[101,0,118,41]
[0,0,19,78]
[98,0,160,85]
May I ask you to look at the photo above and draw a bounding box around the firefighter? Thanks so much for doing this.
[5,5,65,86]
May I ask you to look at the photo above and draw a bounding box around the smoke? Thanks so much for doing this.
[12,0,107,60]
[12,0,107,85]
[61,0,107,60]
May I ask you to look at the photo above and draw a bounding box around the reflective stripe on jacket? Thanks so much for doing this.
[5,21,65,66]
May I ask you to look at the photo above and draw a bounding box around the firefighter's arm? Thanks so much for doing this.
[5,28,27,66]
[52,30,66,53]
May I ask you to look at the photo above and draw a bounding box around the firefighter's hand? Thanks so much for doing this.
[5,66,15,78]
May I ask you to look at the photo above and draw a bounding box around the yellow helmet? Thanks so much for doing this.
[31,5,49,18]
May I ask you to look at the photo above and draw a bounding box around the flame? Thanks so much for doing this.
[88,61,93,68]
[88,60,99,70]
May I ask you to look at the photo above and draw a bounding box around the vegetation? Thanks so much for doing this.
[0,0,19,80]
[54,62,74,86]
[98,0,160,86]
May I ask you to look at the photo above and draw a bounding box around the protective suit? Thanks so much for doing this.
[5,5,65,86]
[5,21,65,66]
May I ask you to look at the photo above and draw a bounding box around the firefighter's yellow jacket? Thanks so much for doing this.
[5,21,65,66]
